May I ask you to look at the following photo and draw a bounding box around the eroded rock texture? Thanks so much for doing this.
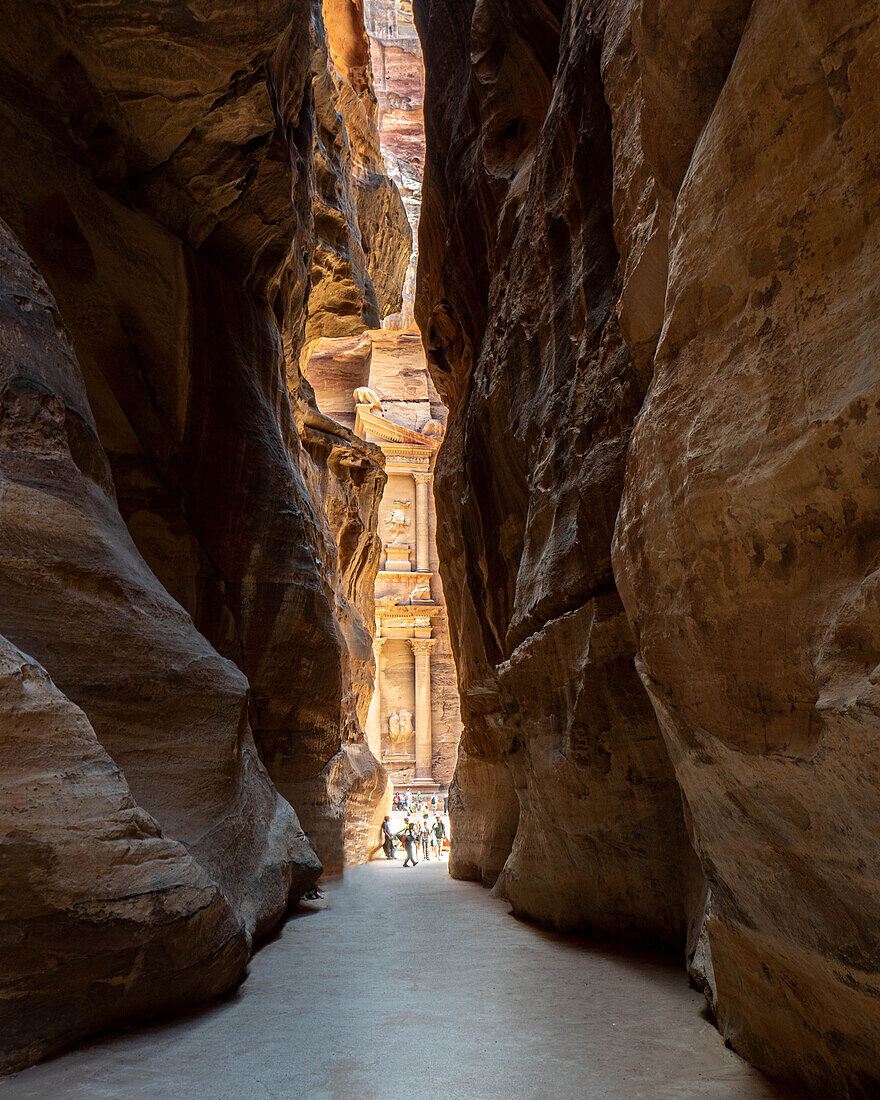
[292,374,391,870]
[612,1,880,1092]
[365,0,426,326]
[0,636,249,1077]
[0,0,406,1072]
[365,0,425,238]
[417,0,880,1093]
[308,0,412,339]
[0,217,314,1072]
[416,0,699,949]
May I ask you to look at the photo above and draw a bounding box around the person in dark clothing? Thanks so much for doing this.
[395,817,419,867]
[380,815,396,859]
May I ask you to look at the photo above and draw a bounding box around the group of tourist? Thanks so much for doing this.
[391,790,446,814]
[380,813,447,867]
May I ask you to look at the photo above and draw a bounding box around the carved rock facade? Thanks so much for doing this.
[416,0,880,1094]
[305,328,463,791]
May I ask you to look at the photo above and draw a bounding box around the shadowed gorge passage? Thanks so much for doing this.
[1,0,879,1095]
[0,0,406,1072]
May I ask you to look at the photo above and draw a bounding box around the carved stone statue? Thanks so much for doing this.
[353,386,382,411]
[388,708,413,752]
[410,583,431,602]
[385,499,411,542]
[420,417,444,438]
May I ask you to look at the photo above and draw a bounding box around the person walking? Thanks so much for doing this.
[396,817,419,867]
[433,814,446,857]
[420,814,432,861]
[380,815,396,859]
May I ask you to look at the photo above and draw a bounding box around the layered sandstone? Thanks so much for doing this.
[611,1,880,1091]
[365,0,424,235]
[416,0,699,950]
[292,374,392,869]
[364,0,425,325]
[0,635,249,1076]
[308,0,411,339]
[0,0,407,1072]
[0,216,316,1072]
[417,0,880,1093]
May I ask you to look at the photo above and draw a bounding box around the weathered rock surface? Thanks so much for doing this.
[0,635,248,1076]
[365,0,425,236]
[292,375,392,870]
[308,0,412,339]
[0,0,407,1072]
[612,1,880,1092]
[416,0,699,950]
[364,0,425,325]
[0,217,315,1072]
[417,0,880,1093]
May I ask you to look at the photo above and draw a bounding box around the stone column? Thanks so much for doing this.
[413,471,432,573]
[366,636,386,761]
[409,638,437,780]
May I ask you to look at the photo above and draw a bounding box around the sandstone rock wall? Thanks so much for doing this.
[416,0,880,1093]
[0,216,317,1072]
[292,375,392,869]
[308,0,412,339]
[611,1,880,1091]
[0,0,407,1072]
[416,0,700,950]
[364,0,425,325]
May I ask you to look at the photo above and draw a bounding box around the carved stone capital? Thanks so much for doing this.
[408,638,437,656]
[412,471,433,485]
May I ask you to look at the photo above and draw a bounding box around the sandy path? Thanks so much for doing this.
[1,860,797,1099]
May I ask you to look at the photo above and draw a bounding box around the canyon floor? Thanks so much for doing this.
[0,862,795,1099]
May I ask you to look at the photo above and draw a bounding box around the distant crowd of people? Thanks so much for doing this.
[380,812,447,867]
[392,790,447,814]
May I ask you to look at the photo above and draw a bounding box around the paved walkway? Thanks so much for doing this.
[1,860,794,1099]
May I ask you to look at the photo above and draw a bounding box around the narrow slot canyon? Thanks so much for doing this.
[0,0,878,1098]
